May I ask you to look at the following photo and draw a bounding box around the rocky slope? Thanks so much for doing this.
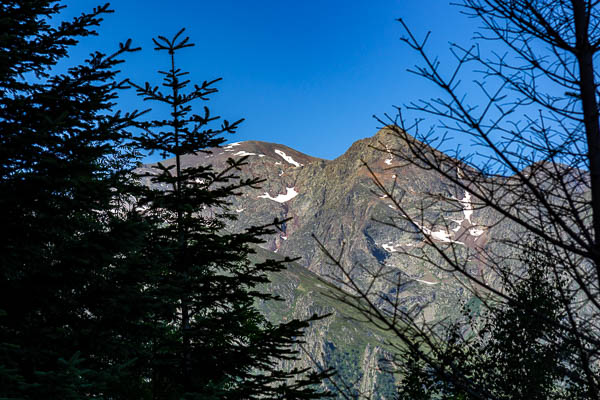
[139,128,512,397]
[250,246,397,399]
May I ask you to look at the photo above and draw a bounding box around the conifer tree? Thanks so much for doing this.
[128,29,331,399]
[0,1,154,398]
[396,248,588,400]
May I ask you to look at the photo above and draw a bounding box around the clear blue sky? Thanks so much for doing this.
[60,1,481,161]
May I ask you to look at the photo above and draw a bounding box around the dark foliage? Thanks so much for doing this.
[0,1,152,397]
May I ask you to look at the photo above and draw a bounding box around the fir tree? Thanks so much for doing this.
[128,29,332,399]
[0,1,155,398]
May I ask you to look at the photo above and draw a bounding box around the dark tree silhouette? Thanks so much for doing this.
[127,29,332,399]
[0,1,154,397]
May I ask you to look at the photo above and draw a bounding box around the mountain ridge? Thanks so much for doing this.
[139,127,512,397]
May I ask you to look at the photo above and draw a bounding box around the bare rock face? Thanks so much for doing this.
[140,128,513,397]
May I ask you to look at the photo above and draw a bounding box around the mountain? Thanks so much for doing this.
[250,246,398,399]
[139,128,506,398]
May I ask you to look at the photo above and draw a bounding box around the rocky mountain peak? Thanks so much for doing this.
[141,128,497,314]
[139,128,515,397]
[218,140,322,167]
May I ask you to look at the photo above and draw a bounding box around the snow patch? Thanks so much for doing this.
[382,243,399,253]
[382,241,416,253]
[469,227,485,237]
[412,219,464,245]
[449,190,473,224]
[415,278,439,286]
[233,150,258,157]
[274,149,303,167]
[430,229,461,243]
[223,142,242,151]
[450,219,463,232]
[235,208,245,213]
[384,144,393,165]
[446,189,487,238]
[258,187,299,203]
[459,191,473,223]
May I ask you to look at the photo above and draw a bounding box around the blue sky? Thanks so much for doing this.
[60,1,481,161]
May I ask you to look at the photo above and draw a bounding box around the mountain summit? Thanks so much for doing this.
[142,128,493,316]
[139,128,508,397]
